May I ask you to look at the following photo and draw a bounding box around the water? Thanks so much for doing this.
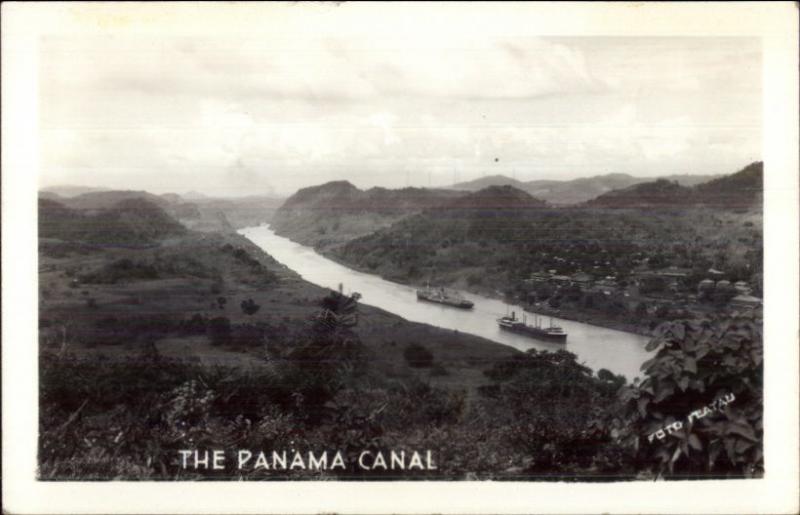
[240,225,652,380]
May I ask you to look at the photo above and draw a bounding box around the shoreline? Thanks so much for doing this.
[268,226,653,339]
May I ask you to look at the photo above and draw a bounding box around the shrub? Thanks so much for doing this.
[479,349,628,477]
[207,317,232,346]
[241,298,260,316]
[430,364,449,377]
[181,314,208,335]
[404,344,434,368]
[615,312,763,478]
[281,290,365,422]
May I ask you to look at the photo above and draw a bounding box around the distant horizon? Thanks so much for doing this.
[38,12,761,198]
[39,159,757,199]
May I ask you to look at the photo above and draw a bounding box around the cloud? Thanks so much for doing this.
[38,35,761,195]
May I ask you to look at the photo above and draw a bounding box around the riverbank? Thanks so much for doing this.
[518,301,652,337]
[283,232,654,339]
[40,226,523,398]
[250,225,652,379]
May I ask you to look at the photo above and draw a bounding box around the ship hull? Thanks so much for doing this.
[498,322,567,342]
[416,292,474,309]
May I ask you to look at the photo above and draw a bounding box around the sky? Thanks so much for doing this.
[38,9,761,197]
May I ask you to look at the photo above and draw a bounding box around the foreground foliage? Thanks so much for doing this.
[615,311,763,478]
[39,288,762,480]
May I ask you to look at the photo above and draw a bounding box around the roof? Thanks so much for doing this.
[731,294,762,305]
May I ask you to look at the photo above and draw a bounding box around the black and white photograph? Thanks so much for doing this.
[2,2,798,514]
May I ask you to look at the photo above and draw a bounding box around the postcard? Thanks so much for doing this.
[2,2,798,513]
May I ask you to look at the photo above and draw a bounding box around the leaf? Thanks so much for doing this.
[637,397,650,417]
[669,446,682,473]
[645,336,663,352]
[724,438,736,462]
[640,357,658,372]
[688,434,702,451]
[684,357,698,374]
[653,384,675,403]
[735,439,755,454]
[678,376,689,392]
[728,423,758,442]
[708,441,722,468]
[690,379,706,393]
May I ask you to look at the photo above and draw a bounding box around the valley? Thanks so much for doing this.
[269,162,763,336]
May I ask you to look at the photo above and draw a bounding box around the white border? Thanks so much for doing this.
[3,2,798,514]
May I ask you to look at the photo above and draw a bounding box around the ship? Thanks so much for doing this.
[497,311,567,342]
[416,285,474,309]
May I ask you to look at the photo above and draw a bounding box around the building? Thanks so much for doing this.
[656,266,690,279]
[716,280,732,290]
[570,272,594,286]
[730,294,762,309]
[527,272,551,284]
[698,279,715,294]
[594,277,619,294]
[551,275,572,285]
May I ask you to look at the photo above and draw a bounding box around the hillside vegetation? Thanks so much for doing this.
[451,172,720,205]
[39,197,187,246]
[39,188,287,237]
[271,181,464,250]
[38,181,763,480]
[587,162,762,209]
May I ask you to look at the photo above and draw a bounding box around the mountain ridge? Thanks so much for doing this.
[587,162,762,209]
[39,196,187,246]
[450,172,721,205]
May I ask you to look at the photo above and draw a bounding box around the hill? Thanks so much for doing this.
[39,197,187,246]
[55,190,172,210]
[524,173,642,204]
[587,162,762,209]
[584,179,695,208]
[450,173,720,205]
[40,188,288,235]
[186,196,286,232]
[694,161,763,208]
[449,174,531,192]
[443,185,547,211]
[271,181,464,250]
[40,185,110,197]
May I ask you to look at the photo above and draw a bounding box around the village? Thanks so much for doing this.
[519,263,762,332]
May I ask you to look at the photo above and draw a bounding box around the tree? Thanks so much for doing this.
[404,344,434,368]
[240,298,260,316]
[207,317,231,346]
[534,282,555,301]
[283,289,364,421]
[615,313,763,479]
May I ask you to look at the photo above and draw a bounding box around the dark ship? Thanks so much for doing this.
[497,311,567,342]
[416,285,474,309]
